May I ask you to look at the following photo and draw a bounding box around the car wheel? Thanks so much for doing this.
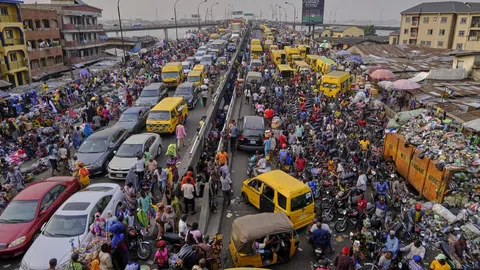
[157,145,162,157]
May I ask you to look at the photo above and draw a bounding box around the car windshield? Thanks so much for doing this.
[162,72,179,79]
[195,52,205,56]
[0,200,38,223]
[243,128,263,137]
[149,111,170,121]
[78,138,107,153]
[187,76,200,82]
[119,113,138,122]
[175,87,192,96]
[43,214,88,237]
[182,64,190,69]
[116,144,143,158]
[140,89,158,97]
[291,191,313,212]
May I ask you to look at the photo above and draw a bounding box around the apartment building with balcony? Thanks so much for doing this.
[0,0,29,87]
[23,0,106,67]
[398,1,480,51]
[21,7,67,80]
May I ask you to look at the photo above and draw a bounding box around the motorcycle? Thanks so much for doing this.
[127,226,151,260]
[158,232,185,253]
[334,208,359,232]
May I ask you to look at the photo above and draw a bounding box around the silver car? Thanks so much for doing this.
[135,83,168,107]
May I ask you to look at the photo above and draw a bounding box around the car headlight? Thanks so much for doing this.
[9,236,26,248]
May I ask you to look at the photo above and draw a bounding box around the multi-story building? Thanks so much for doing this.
[397,1,480,50]
[0,0,29,87]
[21,7,67,81]
[319,26,365,38]
[23,0,106,67]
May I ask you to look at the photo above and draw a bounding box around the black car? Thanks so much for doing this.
[114,107,149,134]
[237,116,265,151]
[174,82,199,109]
[76,127,129,176]
[227,43,237,52]
[135,82,168,107]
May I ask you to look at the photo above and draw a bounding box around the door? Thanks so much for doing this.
[144,136,155,157]
[138,109,149,131]
[245,179,262,208]
[259,184,275,213]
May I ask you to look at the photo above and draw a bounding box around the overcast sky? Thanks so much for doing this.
[23,0,447,22]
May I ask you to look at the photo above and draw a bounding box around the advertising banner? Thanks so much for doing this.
[302,0,325,25]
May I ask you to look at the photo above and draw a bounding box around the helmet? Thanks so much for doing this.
[282,143,287,149]
[415,203,422,210]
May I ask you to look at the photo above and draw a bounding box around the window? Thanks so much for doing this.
[248,179,261,191]
[456,43,463,50]
[420,41,426,45]
[404,29,409,34]
[40,185,66,211]
[9,53,17,62]
[427,29,433,35]
[144,136,155,151]
[405,17,411,23]
[459,31,465,37]
[402,40,407,44]
[456,60,464,69]
[433,17,437,21]
[41,58,46,67]
[5,30,12,39]
[426,41,431,47]
[0,7,8,15]
[262,185,275,202]
[423,17,429,24]
[277,193,287,210]
[461,17,467,24]
[439,29,445,36]
[441,17,448,23]
[438,41,444,47]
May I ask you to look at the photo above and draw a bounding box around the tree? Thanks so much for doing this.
[364,25,376,36]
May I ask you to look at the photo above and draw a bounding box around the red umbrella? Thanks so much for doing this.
[367,65,389,74]
[370,69,396,81]
[393,79,421,90]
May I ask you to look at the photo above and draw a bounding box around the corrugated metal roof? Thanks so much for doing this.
[401,1,480,14]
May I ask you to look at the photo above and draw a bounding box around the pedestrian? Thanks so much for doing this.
[154,166,168,195]
[181,177,196,215]
[175,123,187,148]
[244,87,251,104]
[200,87,208,108]
[99,243,114,270]
[48,258,57,270]
[333,247,353,270]
[134,155,145,186]
[229,122,239,150]
[47,144,59,176]
[215,149,229,166]
[146,156,157,173]
[220,172,232,208]
[154,240,169,269]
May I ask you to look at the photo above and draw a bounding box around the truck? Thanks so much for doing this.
[231,23,241,34]
[383,133,467,203]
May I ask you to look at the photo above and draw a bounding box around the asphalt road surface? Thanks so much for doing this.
[0,88,211,270]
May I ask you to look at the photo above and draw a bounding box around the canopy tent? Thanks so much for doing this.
[370,69,396,81]
[0,90,11,100]
[346,56,363,64]
[335,50,351,56]
[367,65,389,74]
[377,81,394,89]
[425,69,468,81]
[231,212,293,254]
[319,41,332,49]
[393,79,421,90]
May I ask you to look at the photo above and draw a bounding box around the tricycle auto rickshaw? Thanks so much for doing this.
[228,212,299,268]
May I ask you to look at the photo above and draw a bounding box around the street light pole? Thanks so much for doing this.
[174,0,180,40]
[285,1,297,31]
[197,0,207,30]
[224,4,231,20]
[210,2,218,21]
[117,0,127,62]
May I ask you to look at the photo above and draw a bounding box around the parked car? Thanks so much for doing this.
[0,177,80,258]
[76,127,129,175]
[194,51,206,63]
[237,116,265,151]
[135,82,168,107]
[114,107,149,134]
[21,183,125,270]
[174,82,199,109]
[108,133,163,180]
[227,43,237,52]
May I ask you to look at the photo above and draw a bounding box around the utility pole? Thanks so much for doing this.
[174,0,180,40]
[117,0,127,63]
[197,0,207,30]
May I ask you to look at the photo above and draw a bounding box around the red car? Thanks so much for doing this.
[0,176,79,258]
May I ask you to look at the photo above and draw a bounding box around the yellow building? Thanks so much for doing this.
[450,51,480,81]
[389,30,400,45]
[319,26,365,38]
[399,1,480,51]
[0,0,29,87]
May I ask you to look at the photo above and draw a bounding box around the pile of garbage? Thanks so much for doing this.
[389,110,480,169]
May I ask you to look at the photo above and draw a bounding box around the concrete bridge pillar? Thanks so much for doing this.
[116,31,119,37]
[164,29,169,40]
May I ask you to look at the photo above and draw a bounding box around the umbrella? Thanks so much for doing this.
[367,65,389,74]
[319,41,332,49]
[393,79,421,90]
[139,48,147,54]
[346,56,363,64]
[370,69,396,81]
[377,81,394,89]
[154,41,165,47]
[184,33,196,39]
[0,90,10,100]
[79,69,90,77]
[336,50,351,56]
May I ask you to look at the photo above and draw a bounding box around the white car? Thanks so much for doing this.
[194,51,206,63]
[107,133,163,180]
[21,183,125,270]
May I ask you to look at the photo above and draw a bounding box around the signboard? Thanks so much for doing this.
[302,0,325,25]
[232,10,243,19]
[244,13,254,17]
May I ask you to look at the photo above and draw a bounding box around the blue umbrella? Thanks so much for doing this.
[347,56,363,64]
[79,69,90,77]
[0,90,10,100]
[336,50,351,56]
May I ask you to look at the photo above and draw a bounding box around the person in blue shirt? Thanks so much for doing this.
[308,228,331,251]
[382,230,399,259]
[375,179,389,201]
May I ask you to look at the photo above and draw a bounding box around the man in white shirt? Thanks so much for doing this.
[181,178,196,215]
[178,214,188,237]
[134,155,145,183]
[253,155,268,176]
[356,170,367,193]
[220,172,232,208]
[309,218,332,234]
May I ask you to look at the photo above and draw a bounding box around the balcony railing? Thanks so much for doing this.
[69,53,105,64]
[28,47,63,59]
[410,32,418,38]
[9,61,27,70]
[411,21,418,27]
[469,36,479,41]
[4,38,23,46]
[64,39,105,47]
[0,15,20,23]
[62,24,104,31]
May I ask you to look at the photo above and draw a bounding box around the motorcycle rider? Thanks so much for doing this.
[392,177,408,201]
[247,151,260,177]
[382,230,399,259]
[407,203,425,233]
[253,153,268,176]
[408,255,424,270]
[333,247,354,270]
[310,217,332,235]
[400,239,426,260]
[384,212,402,236]
[308,227,332,254]
[374,179,389,202]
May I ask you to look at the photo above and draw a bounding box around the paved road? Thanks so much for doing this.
[0,89,211,270]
